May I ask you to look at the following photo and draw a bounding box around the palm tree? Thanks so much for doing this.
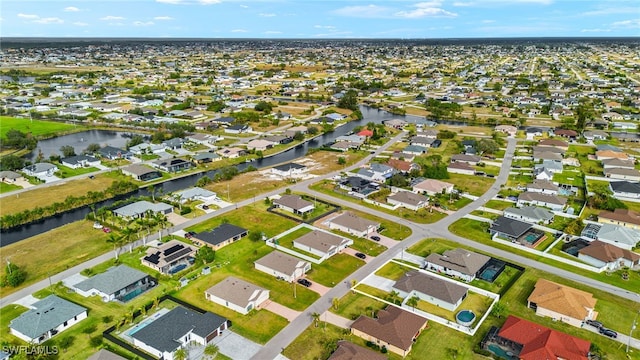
[204,344,219,359]
[155,213,170,242]
[390,290,400,305]
[148,185,156,202]
[106,233,124,260]
[406,295,419,312]
[174,347,188,360]
[121,226,137,253]
[311,312,320,327]
[332,297,340,310]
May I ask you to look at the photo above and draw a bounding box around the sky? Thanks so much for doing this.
[2,0,639,38]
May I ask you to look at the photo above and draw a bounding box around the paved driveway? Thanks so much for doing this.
[360,274,396,292]
[262,300,301,322]
[342,248,373,263]
[211,330,262,360]
[307,280,331,295]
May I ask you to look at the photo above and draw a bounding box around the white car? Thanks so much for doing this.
[93,222,103,229]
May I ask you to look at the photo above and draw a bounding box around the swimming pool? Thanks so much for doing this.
[169,264,187,274]
[488,344,516,360]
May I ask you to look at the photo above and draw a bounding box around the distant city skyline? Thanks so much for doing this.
[2,0,639,39]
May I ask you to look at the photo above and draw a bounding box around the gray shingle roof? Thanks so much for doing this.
[196,223,248,246]
[10,295,86,339]
[490,216,533,238]
[205,276,267,310]
[425,248,490,276]
[113,200,173,217]
[393,270,468,305]
[131,306,227,353]
[74,265,150,296]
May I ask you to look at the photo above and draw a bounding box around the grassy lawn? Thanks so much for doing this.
[447,173,495,196]
[552,170,585,187]
[186,203,298,238]
[306,253,365,287]
[507,172,533,188]
[205,172,290,203]
[415,291,493,325]
[470,210,500,220]
[484,199,513,211]
[354,284,393,300]
[374,262,409,281]
[347,236,388,256]
[273,226,313,249]
[546,215,575,231]
[0,170,128,217]
[0,220,112,297]
[0,182,21,193]
[55,164,100,178]
[0,116,81,138]
[449,218,640,293]
[330,291,389,320]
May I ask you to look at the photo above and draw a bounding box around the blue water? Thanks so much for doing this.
[121,288,143,302]
[169,264,187,274]
[488,344,516,360]
[480,268,497,281]
[457,310,475,322]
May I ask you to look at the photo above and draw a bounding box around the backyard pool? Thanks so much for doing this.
[521,231,545,247]
[488,344,517,360]
[169,264,187,274]
[456,310,476,327]
[478,258,506,283]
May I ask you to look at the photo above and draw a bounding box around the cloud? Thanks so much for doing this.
[64,6,80,12]
[18,13,40,19]
[156,0,220,4]
[612,19,640,28]
[264,30,282,34]
[579,7,638,16]
[240,4,249,8]
[154,16,173,20]
[259,13,276,17]
[231,29,248,33]
[199,0,221,4]
[100,16,125,21]
[33,17,64,24]
[314,25,336,29]
[394,2,458,19]
[133,21,154,26]
[332,4,391,18]
[453,1,474,6]
[73,21,89,26]
[481,19,495,23]
[580,28,611,33]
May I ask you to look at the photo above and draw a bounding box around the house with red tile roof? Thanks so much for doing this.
[494,316,590,360]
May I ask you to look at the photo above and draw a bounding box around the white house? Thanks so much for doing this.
[22,163,58,177]
[171,187,217,204]
[254,251,311,282]
[205,277,270,315]
[272,195,314,215]
[292,229,352,262]
[72,265,155,302]
[393,270,468,312]
[424,248,491,283]
[10,295,87,344]
[578,241,640,272]
[61,155,101,169]
[504,206,555,224]
[387,191,428,211]
[271,162,307,177]
[328,212,379,238]
[412,179,454,196]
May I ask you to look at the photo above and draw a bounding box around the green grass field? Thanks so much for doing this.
[0,182,22,193]
[0,116,81,138]
[306,253,365,287]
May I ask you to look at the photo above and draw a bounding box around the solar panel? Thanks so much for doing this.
[164,247,192,264]
[163,244,185,256]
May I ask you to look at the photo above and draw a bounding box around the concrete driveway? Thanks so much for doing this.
[211,330,262,360]
[262,300,301,322]
[360,274,396,292]
[306,280,331,295]
[368,232,397,248]
[342,248,373,263]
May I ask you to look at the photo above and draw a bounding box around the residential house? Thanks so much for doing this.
[331,141,361,151]
[526,179,559,195]
[578,241,640,271]
[447,161,475,175]
[61,155,100,169]
[328,341,387,360]
[538,139,569,151]
[141,240,196,274]
[387,191,429,211]
[533,150,563,163]
[451,154,481,166]
[271,162,307,177]
[121,164,162,181]
[535,168,555,181]
[415,129,438,139]
[293,230,352,261]
[98,145,132,160]
[9,295,87,344]
[263,135,292,145]
[494,125,517,137]
[424,248,491,282]
[339,176,380,198]
[212,116,235,126]
[351,306,428,357]
[225,124,252,134]
[610,181,640,199]
[534,159,563,174]
[254,251,311,282]
[601,158,635,170]
[598,209,640,230]
[273,194,315,215]
[596,223,640,250]
[217,147,246,159]
[386,159,420,174]
[357,163,395,183]
[595,150,629,161]
[113,200,173,219]
[87,350,127,360]
[604,167,640,181]
[187,133,216,145]
[504,206,554,224]
[172,187,217,204]
[384,119,408,129]
[162,138,184,150]
[517,192,566,211]
[151,158,193,173]
[193,152,221,164]
[72,265,155,302]
[205,276,269,315]
[129,143,165,155]
[22,163,58,177]
[131,306,229,360]
[412,179,454,196]
[193,223,248,250]
[409,136,437,148]
[393,270,468,311]
[335,134,366,145]
[553,129,578,139]
[489,316,590,360]
[527,279,597,327]
[583,130,608,141]
[0,170,22,183]
[328,212,380,238]
[246,139,275,151]
[490,216,534,241]
[402,145,427,155]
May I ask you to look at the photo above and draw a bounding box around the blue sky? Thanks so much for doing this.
[2,0,639,38]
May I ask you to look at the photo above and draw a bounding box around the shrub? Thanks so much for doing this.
[180,207,192,215]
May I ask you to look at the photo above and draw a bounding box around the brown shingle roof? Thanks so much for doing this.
[387,191,428,207]
[599,208,640,226]
[329,212,379,232]
[578,240,640,263]
[254,251,310,275]
[273,195,314,211]
[425,248,490,277]
[351,306,427,351]
[328,341,387,360]
[294,230,347,254]
[393,270,468,305]
[527,279,597,320]
[205,276,267,309]
[518,192,567,206]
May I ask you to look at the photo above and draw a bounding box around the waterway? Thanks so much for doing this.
[2,106,423,246]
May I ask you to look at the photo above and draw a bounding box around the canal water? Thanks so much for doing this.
[2,106,425,246]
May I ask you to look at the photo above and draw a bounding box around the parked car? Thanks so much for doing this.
[370,236,381,242]
[102,227,111,233]
[202,205,209,210]
[355,252,366,259]
[185,232,193,239]
[599,327,617,338]
[297,278,312,287]
[585,319,603,329]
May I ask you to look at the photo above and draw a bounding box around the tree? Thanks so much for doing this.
[254,101,273,113]
[84,143,101,154]
[121,226,137,253]
[0,154,25,171]
[197,246,216,263]
[196,175,212,187]
[490,301,506,318]
[337,156,346,165]
[476,139,500,155]
[4,262,27,287]
[307,126,319,135]
[387,173,409,187]
[337,90,359,111]
[446,347,459,359]
[204,344,219,359]
[293,131,304,141]
[174,347,188,360]
[106,233,124,260]
[59,336,75,352]
[60,145,76,158]
[248,231,263,242]
[311,312,321,327]
[406,295,419,311]
[389,290,400,305]
[126,135,144,149]
[332,297,340,310]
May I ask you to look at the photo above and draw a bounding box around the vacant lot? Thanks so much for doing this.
[447,173,495,196]
[0,116,81,139]
[306,253,364,287]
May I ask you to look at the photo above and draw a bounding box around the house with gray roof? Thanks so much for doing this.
[61,155,100,169]
[402,145,427,155]
[387,191,429,211]
[610,181,640,199]
[534,159,563,174]
[131,306,229,360]
[192,223,248,250]
[121,164,162,182]
[273,194,314,215]
[113,200,173,219]
[193,152,222,164]
[172,187,217,204]
[517,191,567,211]
[98,145,132,160]
[490,216,533,241]
[604,167,640,182]
[328,211,380,238]
[393,270,468,311]
[293,229,352,261]
[10,295,87,344]
[205,276,269,315]
[526,179,559,195]
[22,162,58,177]
[271,162,307,177]
[72,265,155,302]
[596,224,640,251]
[141,240,196,274]
[254,251,311,282]
[151,158,193,173]
[424,248,491,282]
[0,170,22,182]
[504,206,555,225]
